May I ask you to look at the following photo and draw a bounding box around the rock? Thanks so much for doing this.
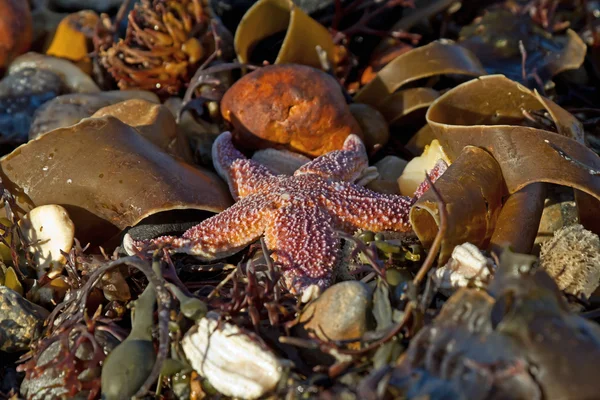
[251,148,310,175]
[0,92,58,144]
[0,286,49,352]
[29,90,159,139]
[0,68,65,97]
[221,64,362,157]
[9,52,100,94]
[0,67,67,144]
[20,329,119,400]
[367,155,408,194]
[182,314,283,399]
[0,0,32,69]
[539,224,600,298]
[349,103,389,151]
[300,281,372,341]
[92,99,177,153]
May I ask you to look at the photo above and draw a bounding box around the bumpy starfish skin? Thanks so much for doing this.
[141,131,419,294]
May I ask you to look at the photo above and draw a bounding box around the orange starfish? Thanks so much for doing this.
[131,131,445,297]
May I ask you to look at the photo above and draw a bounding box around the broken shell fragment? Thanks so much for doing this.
[221,64,362,157]
[433,243,495,295]
[1,117,232,245]
[539,224,600,298]
[18,204,74,278]
[182,315,283,399]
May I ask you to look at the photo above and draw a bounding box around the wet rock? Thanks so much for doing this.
[29,90,159,139]
[0,68,66,97]
[367,155,408,194]
[251,148,310,175]
[300,281,372,341]
[20,329,118,400]
[9,52,100,94]
[0,67,67,144]
[349,103,389,151]
[0,286,49,352]
[539,224,600,298]
[221,64,362,157]
[0,92,57,144]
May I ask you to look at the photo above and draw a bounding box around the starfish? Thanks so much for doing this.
[130,131,446,297]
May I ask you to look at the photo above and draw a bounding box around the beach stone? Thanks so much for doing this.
[301,281,372,341]
[0,286,49,352]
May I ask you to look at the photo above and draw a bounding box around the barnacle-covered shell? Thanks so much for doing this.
[182,315,283,399]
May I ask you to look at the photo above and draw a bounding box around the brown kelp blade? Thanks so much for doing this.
[426,75,600,234]
[354,40,485,109]
[0,117,232,245]
[410,146,504,264]
[234,0,335,68]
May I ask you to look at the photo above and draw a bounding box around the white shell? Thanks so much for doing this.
[433,243,494,295]
[18,204,75,278]
[182,316,283,399]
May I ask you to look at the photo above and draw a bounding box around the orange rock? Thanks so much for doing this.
[0,0,32,68]
[221,64,362,157]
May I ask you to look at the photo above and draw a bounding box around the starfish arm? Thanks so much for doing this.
[134,195,275,260]
[412,158,448,199]
[264,203,339,295]
[180,194,276,259]
[295,134,369,183]
[212,131,275,199]
[322,181,413,232]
